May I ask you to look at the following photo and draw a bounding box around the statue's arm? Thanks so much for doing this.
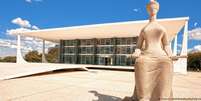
[132,31,144,58]
[162,32,177,60]
[136,31,144,49]
[162,32,172,57]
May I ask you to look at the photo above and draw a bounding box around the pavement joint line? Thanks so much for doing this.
[8,82,132,100]
[9,86,73,100]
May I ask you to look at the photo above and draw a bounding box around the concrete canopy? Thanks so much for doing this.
[16,17,189,42]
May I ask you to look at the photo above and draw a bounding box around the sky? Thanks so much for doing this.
[0,0,201,57]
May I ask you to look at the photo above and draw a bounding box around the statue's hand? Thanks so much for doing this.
[131,49,141,58]
[170,56,178,61]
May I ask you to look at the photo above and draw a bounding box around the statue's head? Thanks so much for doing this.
[146,0,160,16]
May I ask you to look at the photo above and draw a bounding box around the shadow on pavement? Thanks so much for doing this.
[89,90,122,101]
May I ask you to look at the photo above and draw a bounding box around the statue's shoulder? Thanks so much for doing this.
[142,21,167,33]
[158,24,167,33]
[140,27,146,33]
[141,23,149,32]
[154,22,168,33]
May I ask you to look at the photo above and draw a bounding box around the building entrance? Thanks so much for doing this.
[104,57,112,65]
[98,56,113,66]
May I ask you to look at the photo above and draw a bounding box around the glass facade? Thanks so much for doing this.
[60,37,137,66]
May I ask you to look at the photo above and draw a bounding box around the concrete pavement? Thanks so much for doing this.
[0,69,201,101]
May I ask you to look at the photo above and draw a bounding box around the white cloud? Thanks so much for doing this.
[24,37,34,41]
[0,17,53,57]
[177,44,182,48]
[188,45,201,53]
[21,37,56,53]
[35,0,43,2]
[8,18,40,35]
[188,28,201,40]
[133,8,141,13]
[194,22,198,27]
[32,25,39,30]
[133,9,139,12]
[25,0,32,3]
[12,17,31,28]
[0,38,57,57]
[6,28,31,35]
[0,39,16,48]
[25,0,43,3]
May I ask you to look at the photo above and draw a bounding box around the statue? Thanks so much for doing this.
[123,0,179,101]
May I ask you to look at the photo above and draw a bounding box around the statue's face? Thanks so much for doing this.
[149,5,158,15]
[147,2,159,16]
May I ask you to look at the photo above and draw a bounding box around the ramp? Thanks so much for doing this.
[85,64,134,71]
[0,63,88,80]
[0,63,134,80]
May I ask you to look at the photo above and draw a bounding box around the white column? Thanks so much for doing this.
[174,21,188,74]
[17,35,27,63]
[180,20,188,74]
[180,21,188,56]
[58,41,61,63]
[42,40,48,63]
[173,34,178,56]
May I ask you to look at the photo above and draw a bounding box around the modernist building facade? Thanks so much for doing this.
[15,17,189,74]
[60,37,137,66]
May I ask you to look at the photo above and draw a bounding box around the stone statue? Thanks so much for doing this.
[123,0,178,101]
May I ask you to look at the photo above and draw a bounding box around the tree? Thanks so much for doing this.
[0,56,16,62]
[0,57,2,62]
[25,51,42,62]
[188,52,201,71]
[46,47,59,63]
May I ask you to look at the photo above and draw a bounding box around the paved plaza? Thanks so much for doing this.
[0,68,201,101]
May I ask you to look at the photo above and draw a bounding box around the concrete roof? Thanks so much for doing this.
[16,17,189,42]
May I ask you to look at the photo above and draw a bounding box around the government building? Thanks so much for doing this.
[14,17,189,74]
[60,37,137,66]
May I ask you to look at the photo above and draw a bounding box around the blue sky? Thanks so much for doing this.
[0,0,201,56]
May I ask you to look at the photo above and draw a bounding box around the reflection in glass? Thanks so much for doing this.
[61,37,138,66]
